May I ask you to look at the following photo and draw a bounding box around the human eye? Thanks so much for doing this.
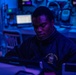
[41,23,46,27]
[33,25,38,29]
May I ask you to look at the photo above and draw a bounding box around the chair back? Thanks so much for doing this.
[3,30,23,52]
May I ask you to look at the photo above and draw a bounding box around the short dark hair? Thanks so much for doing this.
[32,6,54,22]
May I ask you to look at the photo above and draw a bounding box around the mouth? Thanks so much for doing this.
[37,33,43,35]
[37,34,44,38]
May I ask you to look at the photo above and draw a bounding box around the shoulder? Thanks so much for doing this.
[55,31,76,56]
[56,31,76,47]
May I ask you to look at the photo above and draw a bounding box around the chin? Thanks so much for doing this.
[38,37,46,40]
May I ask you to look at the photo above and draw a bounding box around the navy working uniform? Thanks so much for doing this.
[5,29,76,75]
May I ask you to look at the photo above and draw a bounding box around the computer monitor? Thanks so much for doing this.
[18,0,32,11]
[22,0,32,6]
[18,0,32,6]
[62,63,76,75]
[16,14,32,27]
[72,0,76,6]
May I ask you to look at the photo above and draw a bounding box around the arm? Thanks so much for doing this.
[5,38,34,59]
[5,46,19,58]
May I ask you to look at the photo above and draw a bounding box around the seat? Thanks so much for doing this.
[3,30,23,52]
[60,9,71,22]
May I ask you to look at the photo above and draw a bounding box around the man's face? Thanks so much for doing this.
[32,15,54,40]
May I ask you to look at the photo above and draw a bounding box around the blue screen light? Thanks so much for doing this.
[8,9,12,13]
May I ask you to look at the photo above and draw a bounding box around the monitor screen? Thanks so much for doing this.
[72,0,76,6]
[22,0,32,6]
[16,14,32,24]
[18,0,32,10]
[16,14,32,27]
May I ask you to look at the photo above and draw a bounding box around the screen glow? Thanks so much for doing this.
[16,15,32,24]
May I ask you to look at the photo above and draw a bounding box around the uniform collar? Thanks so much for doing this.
[36,28,58,45]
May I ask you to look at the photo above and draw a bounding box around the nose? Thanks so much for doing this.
[36,27,42,32]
